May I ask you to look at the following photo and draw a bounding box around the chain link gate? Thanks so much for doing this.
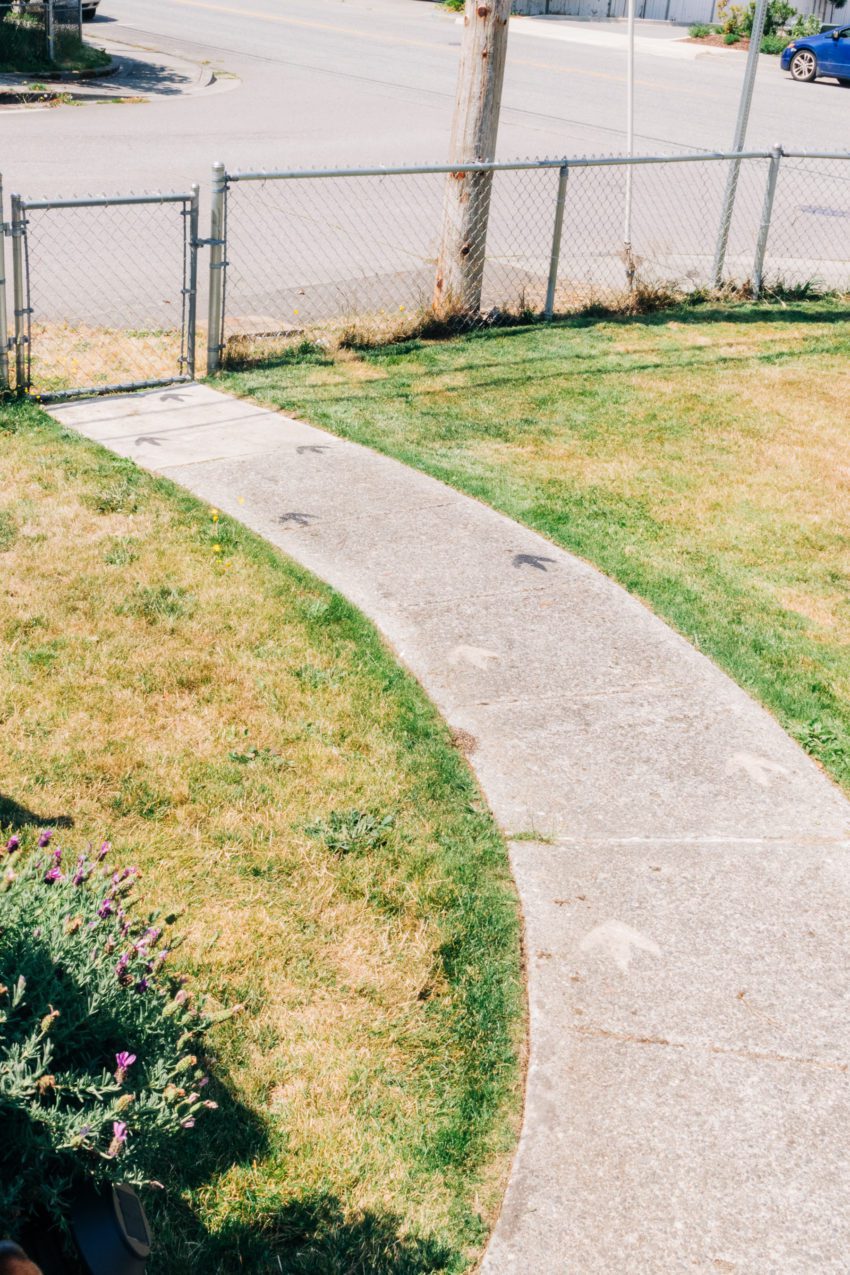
[6,187,199,401]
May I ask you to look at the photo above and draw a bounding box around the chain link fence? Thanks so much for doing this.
[0,147,847,397]
[0,0,81,70]
[210,149,850,368]
[8,188,199,399]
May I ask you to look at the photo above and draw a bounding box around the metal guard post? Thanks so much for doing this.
[752,144,783,300]
[545,164,569,321]
[207,162,227,374]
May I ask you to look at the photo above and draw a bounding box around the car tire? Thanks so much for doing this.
[790,48,817,80]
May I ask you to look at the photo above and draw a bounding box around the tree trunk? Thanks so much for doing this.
[433,0,512,319]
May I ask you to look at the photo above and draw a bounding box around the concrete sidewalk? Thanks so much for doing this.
[51,385,850,1273]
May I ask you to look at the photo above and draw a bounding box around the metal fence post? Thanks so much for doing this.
[185,183,200,380]
[0,176,10,393]
[10,195,28,393]
[207,162,227,374]
[45,0,55,64]
[544,163,569,320]
[752,144,782,300]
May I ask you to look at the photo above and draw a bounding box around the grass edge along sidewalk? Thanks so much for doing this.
[219,298,850,799]
[0,398,523,1274]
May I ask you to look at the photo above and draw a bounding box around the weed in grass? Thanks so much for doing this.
[0,509,18,552]
[306,809,396,856]
[118,582,196,625]
[103,536,139,566]
[227,746,292,769]
[84,477,142,516]
[111,776,172,821]
[293,662,344,690]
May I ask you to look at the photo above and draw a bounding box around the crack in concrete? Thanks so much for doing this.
[572,1024,849,1072]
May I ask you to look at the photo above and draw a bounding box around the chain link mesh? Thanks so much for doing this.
[763,155,850,293]
[3,151,847,396]
[20,195,195,398]
[219,152,846,365]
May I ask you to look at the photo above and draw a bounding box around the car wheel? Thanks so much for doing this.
[790,49,817,81]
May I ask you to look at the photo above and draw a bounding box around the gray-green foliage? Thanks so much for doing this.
[0,830,230,1232]
[305,809,395,856]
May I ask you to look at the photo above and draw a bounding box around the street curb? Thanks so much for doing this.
[39,54,119,82]
[0,54,119,88]
[0,50,216,104]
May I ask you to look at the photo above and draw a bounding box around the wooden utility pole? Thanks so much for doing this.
[433,0,512,319]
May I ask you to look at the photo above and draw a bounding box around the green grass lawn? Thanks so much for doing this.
[0,401,523,1273]
[220,300,850,795]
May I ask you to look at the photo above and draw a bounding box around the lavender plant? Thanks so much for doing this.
[0,829,230,1232]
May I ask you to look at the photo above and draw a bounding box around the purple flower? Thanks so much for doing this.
[43,866,62,884]
[175,989,188,1005]
[97,841,110,861]
[135,978,149,994]
[5,836,19,854]
[37,829,53,848]
[115,1051,137,1083]
[97,898,114,919]
[72,855,88,886]
[107,1120,128,1157]
[181,1117,195,1129]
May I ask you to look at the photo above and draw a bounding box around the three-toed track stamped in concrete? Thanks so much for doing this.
[52,385,850,1274]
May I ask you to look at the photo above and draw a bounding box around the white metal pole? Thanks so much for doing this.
[623,0,636,286]
[712,0,769,285]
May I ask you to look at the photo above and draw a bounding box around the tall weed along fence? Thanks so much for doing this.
[0,0,83,69]
[0,147,848,399]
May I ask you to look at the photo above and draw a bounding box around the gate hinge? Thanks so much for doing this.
[193,237,225,248]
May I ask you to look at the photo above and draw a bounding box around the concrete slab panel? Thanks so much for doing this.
[510,836,850,1064]
[483,1029,850,1274]
[451,686,850,840]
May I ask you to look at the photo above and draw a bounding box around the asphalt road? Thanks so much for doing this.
[3,0,849,198]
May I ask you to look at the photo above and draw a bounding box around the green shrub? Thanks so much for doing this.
[724,30,741,41]
[0,829,233,1234]
[689,22,712,36]
[717,0,796,38]
[791,13,822,34]
[761,31,792,50]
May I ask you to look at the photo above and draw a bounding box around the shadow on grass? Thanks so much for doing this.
[0,794,74,833]
[150,1191,458,1275]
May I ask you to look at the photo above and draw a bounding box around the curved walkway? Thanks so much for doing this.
[53,385,850,1273]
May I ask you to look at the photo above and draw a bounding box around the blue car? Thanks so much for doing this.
[781,26,850,82]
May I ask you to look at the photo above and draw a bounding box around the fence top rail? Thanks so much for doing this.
[18,193,194,212]
[780,150,850,161]
[224,150,782,184]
